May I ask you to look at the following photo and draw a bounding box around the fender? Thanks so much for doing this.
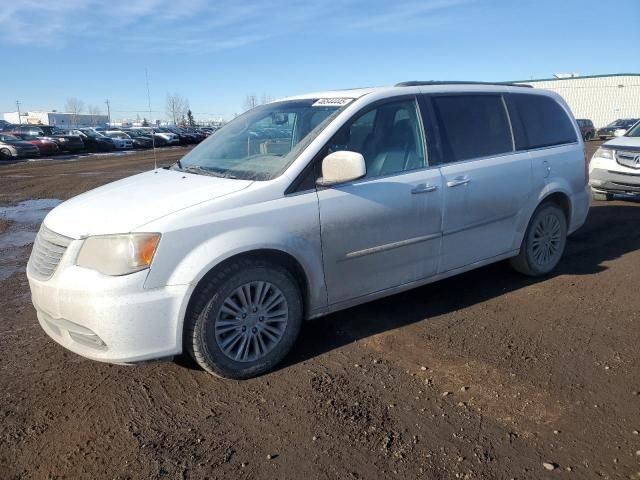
[145,225,327,313]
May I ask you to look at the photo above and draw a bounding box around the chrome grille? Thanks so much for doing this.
[616,150,640,169]
[28,225,72,280]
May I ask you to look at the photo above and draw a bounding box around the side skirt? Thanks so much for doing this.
[306,249,519,320]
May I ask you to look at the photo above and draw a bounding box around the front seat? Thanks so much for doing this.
[368,119,416,177]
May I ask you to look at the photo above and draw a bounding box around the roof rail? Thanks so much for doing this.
[395,80,533,88]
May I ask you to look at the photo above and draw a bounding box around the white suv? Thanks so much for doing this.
[589,120,640,200]
[27,82,590,378]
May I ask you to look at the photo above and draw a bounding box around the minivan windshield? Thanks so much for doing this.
[176,99,349,180]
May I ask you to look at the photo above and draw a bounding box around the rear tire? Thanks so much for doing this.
[0,148,11,160]
[510,203,567,277]
[184,258,303,379]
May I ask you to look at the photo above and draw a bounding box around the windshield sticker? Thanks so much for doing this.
[312,98,354,107]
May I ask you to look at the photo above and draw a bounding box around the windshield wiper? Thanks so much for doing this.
[183,165,226,178]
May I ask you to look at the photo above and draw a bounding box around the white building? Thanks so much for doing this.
[3,111,108,128]
[513,73,640,128]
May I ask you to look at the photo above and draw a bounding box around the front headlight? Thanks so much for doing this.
[593,147,614,160]
[76,233,161,276]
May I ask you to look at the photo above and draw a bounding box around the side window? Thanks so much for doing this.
[431,94,513,163]
[511,94,577,149]
[329,98,426,178]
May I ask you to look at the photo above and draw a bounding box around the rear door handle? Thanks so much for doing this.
[447,176,471,188]
[411,183,438,194]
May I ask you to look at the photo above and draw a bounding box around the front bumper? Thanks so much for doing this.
[27,238,190,363]
[590,167,640,194]
[597,132,614,138]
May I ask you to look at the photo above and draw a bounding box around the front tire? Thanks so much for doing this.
[510,203,567,277]
[0,148,12,160]
[184,259,303,379]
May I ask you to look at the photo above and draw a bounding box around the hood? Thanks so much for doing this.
[602,136,640,151]
[44,168,253,238]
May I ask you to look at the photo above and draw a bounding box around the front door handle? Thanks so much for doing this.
[411,183,439,194]
[447,176,471,188]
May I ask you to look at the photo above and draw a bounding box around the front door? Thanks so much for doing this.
[316,97,444,305]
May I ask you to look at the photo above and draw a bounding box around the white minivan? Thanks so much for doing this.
[27,82,590,378]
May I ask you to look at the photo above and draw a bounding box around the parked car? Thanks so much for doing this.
[10,125,85,153]
[160,127,192,145]
[0,133,40,159]
[7,132,60,156]
[589,120,640,200]
[79,128,130,150]
[121,131,154,149]
[103,130,134,150]
[597,119,640,139]
[120,129,155,148]
[27,82,589,378]
[182,127,207,142]
[152,127,180,145]
[68,129,116,152]
[198,127,215,136]
[576,119,595,141]
[128,127,169,147]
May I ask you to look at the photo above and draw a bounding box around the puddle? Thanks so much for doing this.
[0,198,63,281]
[0,199,63,225]
[0,264,24,282]
[1,230,37,248]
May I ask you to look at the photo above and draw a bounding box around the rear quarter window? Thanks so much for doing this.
[511,94,577,149]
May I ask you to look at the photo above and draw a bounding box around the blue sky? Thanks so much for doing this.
[1,0,639,122]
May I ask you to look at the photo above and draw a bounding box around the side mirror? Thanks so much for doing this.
[317,151,366,186]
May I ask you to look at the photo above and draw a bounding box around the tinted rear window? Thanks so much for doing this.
[431,95,513,163]
[511,94,577,149]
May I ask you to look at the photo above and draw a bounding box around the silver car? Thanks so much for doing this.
[0,133,40,159]
[27,82,590,378]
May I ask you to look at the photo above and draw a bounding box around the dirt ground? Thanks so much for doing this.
[1,142,639,480]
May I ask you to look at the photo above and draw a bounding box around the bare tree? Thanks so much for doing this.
[243,95,258,111]
[166,93,189,125]
[87,104,101,126]
[260,93,274,105]
[65,97,84,127]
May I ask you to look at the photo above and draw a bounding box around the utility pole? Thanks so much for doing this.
[105,99,111,126]
[16,100,22,125]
